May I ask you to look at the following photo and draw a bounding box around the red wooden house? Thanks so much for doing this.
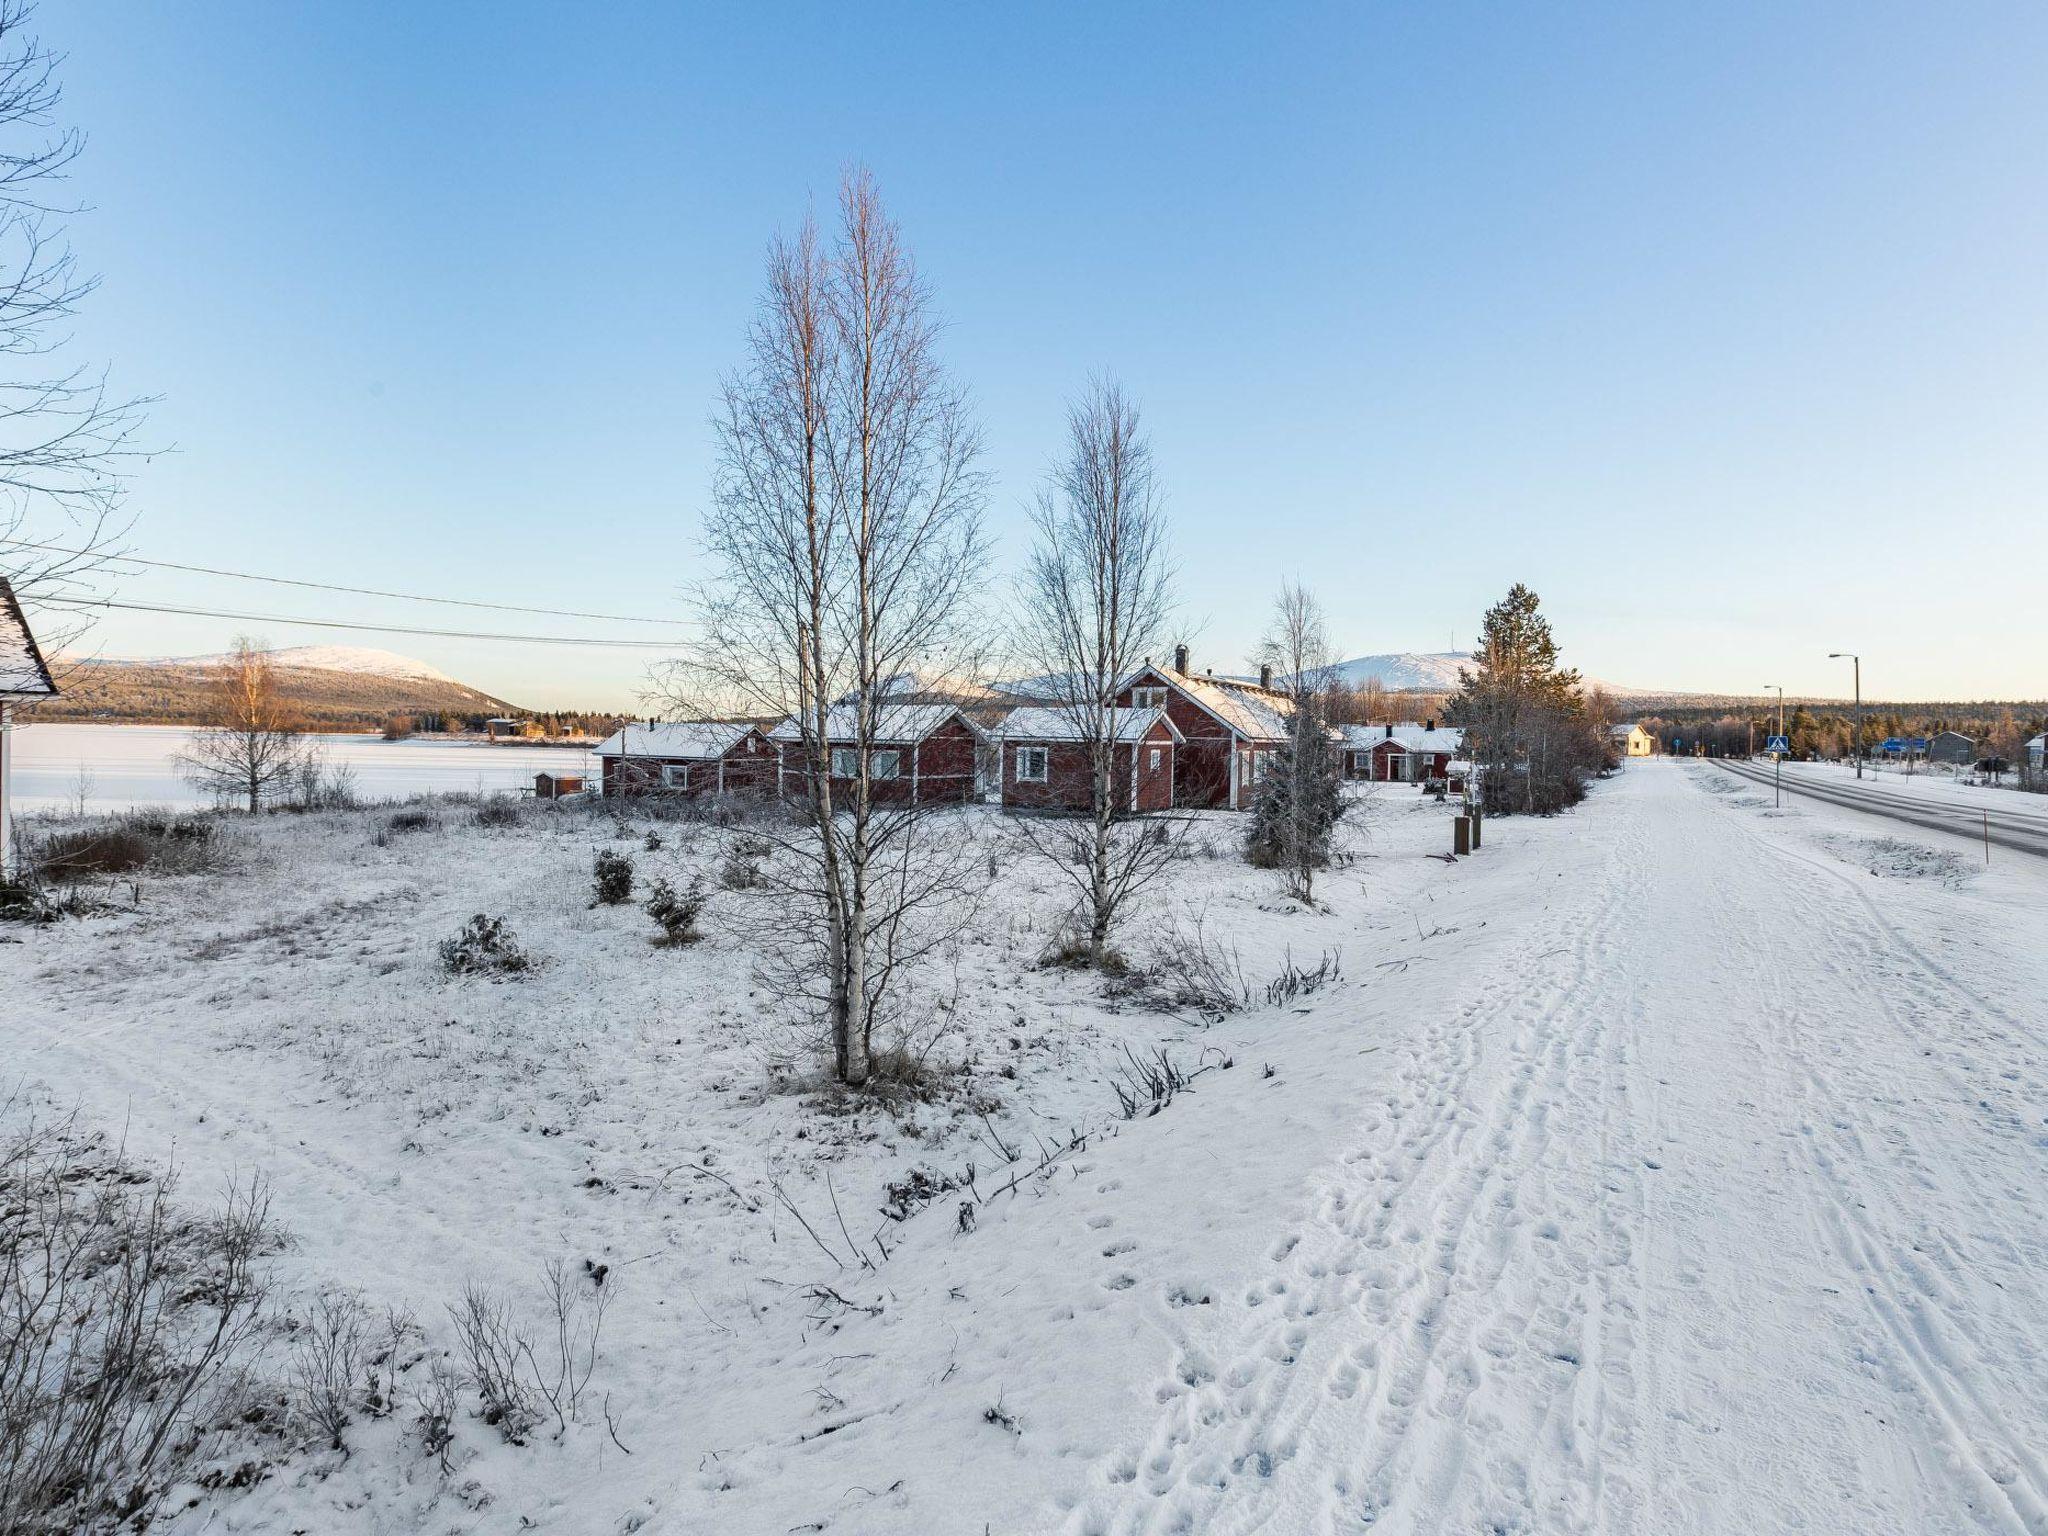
[596,721,775,797]
[770,703,981,805]
[1109,647,1292,810]
[996,705,1181,812]
[1340,722,1465,783]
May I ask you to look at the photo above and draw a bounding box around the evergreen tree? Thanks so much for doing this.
[1448,583,1598,814]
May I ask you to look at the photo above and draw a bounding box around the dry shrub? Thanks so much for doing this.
[439,914,532,977]
[0,1118,275,1533]
[474,797,521,829]
[31,813,228,885]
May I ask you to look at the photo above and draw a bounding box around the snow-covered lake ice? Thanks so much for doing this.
[6,722,593,812]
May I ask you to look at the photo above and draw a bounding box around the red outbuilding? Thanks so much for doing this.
[596,722,775,797]
[996,706,1181,812]
[770,704,982,805]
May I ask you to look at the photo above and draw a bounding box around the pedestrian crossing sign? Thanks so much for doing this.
[1766,735,1790,754]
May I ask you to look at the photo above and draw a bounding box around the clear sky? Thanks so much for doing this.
[26,1,2048,706]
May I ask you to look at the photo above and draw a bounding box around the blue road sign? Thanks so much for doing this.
[1766,735,1790,754]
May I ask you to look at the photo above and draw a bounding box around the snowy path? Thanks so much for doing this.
[1064,762,2048,1536]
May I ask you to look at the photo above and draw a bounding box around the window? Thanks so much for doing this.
[1251,752,1271,781]
[871,750,901,780]
[661,763,691,789]
[1147,748,1162,771]
[1133,686,1167,710]
[831,747,859,778]
[1016,746,1049,782]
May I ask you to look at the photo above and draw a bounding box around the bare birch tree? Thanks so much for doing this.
[178,639,311,812]
[0,1,148,666]
[1245,581,1343,902]
[1013,378,1180,965]
[690,169,988,1087]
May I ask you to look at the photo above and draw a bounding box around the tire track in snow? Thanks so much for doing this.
[1693,770,2048,1533]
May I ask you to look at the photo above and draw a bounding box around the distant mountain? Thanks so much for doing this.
[1325,651,1474,693]
[143,644,458,684]
[33,648,518,728]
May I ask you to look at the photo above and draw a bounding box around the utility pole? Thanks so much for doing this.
[1829,652,1862,779]
[1764,684,1784,807]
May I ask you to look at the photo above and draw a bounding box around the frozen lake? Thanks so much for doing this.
[5,722,595,814]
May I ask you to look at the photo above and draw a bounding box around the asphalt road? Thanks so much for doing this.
[1715,758,2048,859]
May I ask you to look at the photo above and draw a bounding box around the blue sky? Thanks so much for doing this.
[28,1,2048,706]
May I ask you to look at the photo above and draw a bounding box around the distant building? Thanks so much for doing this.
[2028,733,2045,773]
[1926,730,1977,765]
[1340,723,1464,783]
[485,716,521,740]
[1610,723,1654,758]
[1,577,59,876]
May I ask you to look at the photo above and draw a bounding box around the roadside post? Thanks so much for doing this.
[1453,815,1471,856]
[1984,812,1991,865]
[1766,733,1790,808]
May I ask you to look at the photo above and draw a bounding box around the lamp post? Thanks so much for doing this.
[1764,684,1784,806]
[1828,653,1862,779]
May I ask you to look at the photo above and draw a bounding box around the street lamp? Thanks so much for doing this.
[1828,653,1862,779]
[1764,685,1785,806]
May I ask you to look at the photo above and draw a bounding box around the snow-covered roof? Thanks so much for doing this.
[1339,723,1465,754]
[997,706,1182,745]
[1135,664,1293,742]
[768,703,967,745]
[1610,722,1647,738]
[0,579,57,699]
[596,721,761,759]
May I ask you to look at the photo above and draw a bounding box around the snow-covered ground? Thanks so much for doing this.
[8,722,591,812]
[4,761,2045,1534]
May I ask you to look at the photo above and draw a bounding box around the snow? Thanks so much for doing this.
[130,645,458,683]
[593,721,759,759]
[766,702,969,743]
[4,762,2046,1533]
[7,722,590,812]
[997,706,1180,743]
[1321,651,1475,693]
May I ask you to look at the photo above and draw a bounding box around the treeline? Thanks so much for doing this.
[1638,702,2047,761]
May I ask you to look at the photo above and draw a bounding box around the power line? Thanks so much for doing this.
[32,593,690,649]
[0,538,688,626]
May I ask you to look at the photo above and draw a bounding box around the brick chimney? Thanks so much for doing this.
[1259,663,1273,690]
[1174,644,1189,674]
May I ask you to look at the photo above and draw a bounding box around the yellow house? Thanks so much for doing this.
[1610,722,1654,758]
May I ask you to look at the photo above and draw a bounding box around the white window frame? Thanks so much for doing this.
[1016,746,1049,783]
[1147,748,1162,771]
[871,749,901,781]
[661,762,691,789]
[830,747,859,778]
[1132,686,1168,710]
[1251,751,1272,781]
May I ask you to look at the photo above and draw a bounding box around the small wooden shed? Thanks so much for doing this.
[534,771,588,800]
[0,578,58,876]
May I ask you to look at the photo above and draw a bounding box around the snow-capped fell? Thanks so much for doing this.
[145,645,455,683]
[1324,651,1473,692]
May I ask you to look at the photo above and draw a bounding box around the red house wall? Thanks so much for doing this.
[1001,721,1177,811]
[601,735,773,797]
[774,717,979,805]
[1114,669,1244,808]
